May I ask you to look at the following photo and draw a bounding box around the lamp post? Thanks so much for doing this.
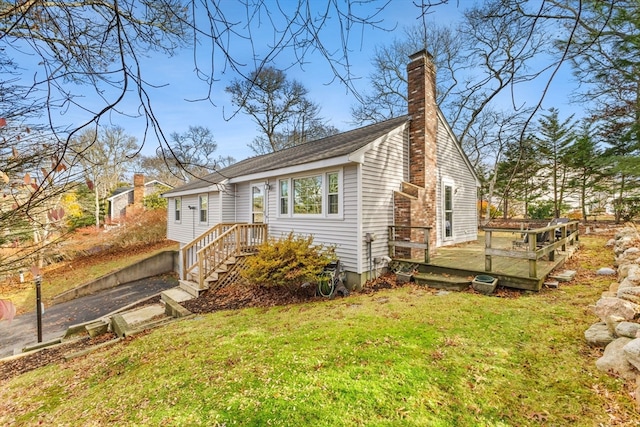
[35,275,42,342]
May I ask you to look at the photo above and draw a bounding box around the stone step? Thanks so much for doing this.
[179,279,208,297]
[413,273,471,291]
[549,269,577,282]
[161,287,194,303]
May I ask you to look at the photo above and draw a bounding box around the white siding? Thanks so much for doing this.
[235,182,251,223]
[435,115,478,246]
[360,129,408,273]
[264,165,360,274]
[166,192,220,244]
[221,184,237,222]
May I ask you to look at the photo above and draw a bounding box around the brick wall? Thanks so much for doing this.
[393,50,438,253]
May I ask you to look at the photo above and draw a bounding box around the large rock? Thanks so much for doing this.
[596,337,638,381]
[597,267,617,276]
[585,322,615,347]
[618,287,640,304]
[616,322,640,339]
[592,297,640,323]
[623,338,640,371]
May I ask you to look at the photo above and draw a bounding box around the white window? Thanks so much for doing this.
[293,175,322,214]
[174,198,181,222]
[279,179,289,215]
[279,170,341,218]
[198,194,208,223]
[443,182,453,239]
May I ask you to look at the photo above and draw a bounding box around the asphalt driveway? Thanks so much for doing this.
[0,276,178,359]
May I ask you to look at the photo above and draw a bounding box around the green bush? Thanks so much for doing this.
[614,197,640,222]
[527,201,555,219]
[241,232,336,292]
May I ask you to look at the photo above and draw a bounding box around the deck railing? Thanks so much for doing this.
[182,223,267,286]
[388,225,432,263]
[483,221,579,278]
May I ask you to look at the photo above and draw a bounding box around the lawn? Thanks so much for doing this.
[0,234,638,426]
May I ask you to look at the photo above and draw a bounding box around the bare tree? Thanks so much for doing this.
[68,126,139,229]
[351,23,466,125]
[226,67,338,154]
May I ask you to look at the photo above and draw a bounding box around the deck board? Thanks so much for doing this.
[404,232,578,291]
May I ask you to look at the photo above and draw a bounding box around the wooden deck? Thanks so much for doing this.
[405,231,578,291]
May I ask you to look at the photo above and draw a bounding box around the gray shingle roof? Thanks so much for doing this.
[163,115,408,195]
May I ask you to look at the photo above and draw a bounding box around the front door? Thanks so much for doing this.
[251,183,266,224]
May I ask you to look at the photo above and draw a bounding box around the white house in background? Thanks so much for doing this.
[162,50,480,287]
[107,174,171,221]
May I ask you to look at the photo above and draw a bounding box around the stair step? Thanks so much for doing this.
[179,279,208,297]
[161,287,194,303]
[413,273,471,291]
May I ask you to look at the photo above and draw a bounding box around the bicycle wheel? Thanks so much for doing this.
[317,274,335,297]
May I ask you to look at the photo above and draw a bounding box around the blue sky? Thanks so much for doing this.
[16,1,581,164]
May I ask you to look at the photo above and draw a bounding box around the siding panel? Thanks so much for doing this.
[360,129,407,273]
[436,115,478,246]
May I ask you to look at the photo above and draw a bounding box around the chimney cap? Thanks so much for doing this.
[409,49,434,62]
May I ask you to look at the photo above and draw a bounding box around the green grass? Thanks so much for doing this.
[1,236,637,426]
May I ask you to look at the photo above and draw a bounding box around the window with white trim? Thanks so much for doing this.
[443,183,453,239]
[327,172,339,214]
[278,171,341,217]
[279,179,289,215]
[174,198,181,222]
[294,175,322,214]
[198,194,208,223]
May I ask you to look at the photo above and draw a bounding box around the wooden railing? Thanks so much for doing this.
[388,225,432,263]
[181,223,238,280]
[483,220,579,278]
[182,223,267,286]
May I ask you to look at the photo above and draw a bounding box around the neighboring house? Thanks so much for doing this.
[107,174,172,221]
[163,50,479,286]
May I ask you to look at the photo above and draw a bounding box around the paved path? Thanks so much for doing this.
[0,276,177,359]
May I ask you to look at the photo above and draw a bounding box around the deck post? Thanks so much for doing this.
[529,232,537,278]
[484,230,492,272]
[388,226,394,259]
[424,228,430,263]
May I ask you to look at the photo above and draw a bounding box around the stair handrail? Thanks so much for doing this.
[181,222,240,280]
[192,223,268,287]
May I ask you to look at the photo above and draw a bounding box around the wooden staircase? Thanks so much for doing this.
[180,223,266,295]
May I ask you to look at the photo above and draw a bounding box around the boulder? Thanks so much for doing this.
[597,267,617,276]
[605,238,616,247]
[625,247,640,257]
[596,337,638,381]
[585,322,615,347]
[618,287,640,304]
[592,297,640,323]
[605,315,626,335]
[616,322,640,339]
[623,338,640,371]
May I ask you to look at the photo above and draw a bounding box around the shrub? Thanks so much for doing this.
[241,232,336,292]
[615,197,640,222]
[109,208,168,248]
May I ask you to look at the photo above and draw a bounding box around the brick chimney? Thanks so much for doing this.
[407,49,438,189]
[393,50,438,257]
[133,173,145,209]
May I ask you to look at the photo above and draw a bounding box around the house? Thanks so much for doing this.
[162,50,479,288]
[107,174,172,221]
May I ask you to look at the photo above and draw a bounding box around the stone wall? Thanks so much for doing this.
[584,224,640,409]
